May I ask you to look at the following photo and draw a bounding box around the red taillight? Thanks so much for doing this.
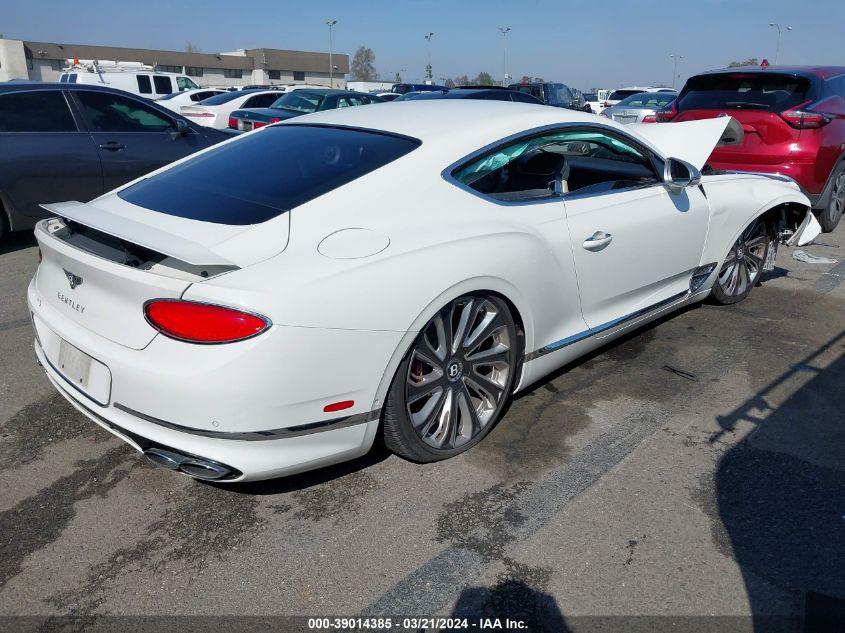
[144,300,269,344]
[641,114,657,123]
[252,118,280,130]
[655,101,678,122]
[780,101,831,129]
[228,116,238,129]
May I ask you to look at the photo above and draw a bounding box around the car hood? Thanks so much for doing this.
[629,116,740,171]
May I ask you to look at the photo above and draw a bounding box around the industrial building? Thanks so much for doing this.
[0,38,349,87]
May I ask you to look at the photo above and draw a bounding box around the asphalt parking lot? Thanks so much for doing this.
[0,228,843,631]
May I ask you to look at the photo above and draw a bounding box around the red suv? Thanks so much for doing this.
[658,66,845,232]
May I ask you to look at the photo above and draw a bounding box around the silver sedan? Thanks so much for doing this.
[601,91,676,124]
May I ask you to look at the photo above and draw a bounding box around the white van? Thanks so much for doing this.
[59,60,201,99]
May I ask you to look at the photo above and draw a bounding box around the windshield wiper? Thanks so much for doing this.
[724,102,771,109]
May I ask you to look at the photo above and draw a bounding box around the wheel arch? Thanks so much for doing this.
[700,182,811,270]
[369,277,533,419]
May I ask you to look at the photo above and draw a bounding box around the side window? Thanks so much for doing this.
[0,91,77,132]
[176,76,199,90]
[153,76,173,94]
[137,76,152,94]
[244,93,278,108]
[75,91,174,132]
[452,128,659,202]
[339,96,365,108]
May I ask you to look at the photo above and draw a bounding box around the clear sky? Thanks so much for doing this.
[2,0,843,89]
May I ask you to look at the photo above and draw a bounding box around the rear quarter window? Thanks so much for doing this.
[0,91,77,132]
[118,125,421,225]
[677,73,814,112]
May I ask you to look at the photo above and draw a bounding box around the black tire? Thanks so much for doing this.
[819,163,845,233]
[383,293,518,463]
[710,219,770,305]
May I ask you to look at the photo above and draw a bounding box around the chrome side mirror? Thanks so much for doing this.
[664,157,701,194]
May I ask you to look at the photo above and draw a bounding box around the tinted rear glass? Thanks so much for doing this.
[616,92,676,107]
[200,90,261,105]
[0,91,77,132]
[118,125,421,225]
[677,73,812,112]
[608,90,641,101]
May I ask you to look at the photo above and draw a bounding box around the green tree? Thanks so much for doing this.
[453,74,469,87]
[351,46,377,81]
[445,78,456,88]
[185,42,201,53]
[728,57,758,67]
[473,71,495,86]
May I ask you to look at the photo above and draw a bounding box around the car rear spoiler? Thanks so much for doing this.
[41,201,237,267]
[629,117,742,171]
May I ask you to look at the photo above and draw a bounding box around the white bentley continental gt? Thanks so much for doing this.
[28,101,821,482]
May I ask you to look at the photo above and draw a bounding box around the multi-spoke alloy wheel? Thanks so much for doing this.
[821,167,845,233]
[711,219,770,305]
[383,294,518,461]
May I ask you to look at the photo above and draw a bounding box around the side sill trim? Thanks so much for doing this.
[524,290,690,362]
[112,403,381,442]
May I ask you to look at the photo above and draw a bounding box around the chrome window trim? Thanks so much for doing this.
[440,122,667,207]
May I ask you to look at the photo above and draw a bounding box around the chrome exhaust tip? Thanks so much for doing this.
[143,448,233,480]
[178,458,232,480]
[144,448,183,470]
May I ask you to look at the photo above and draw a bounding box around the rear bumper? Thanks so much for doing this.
[27,276,401,482]
[707,159,823,206]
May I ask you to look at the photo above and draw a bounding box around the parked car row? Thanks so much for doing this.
[0,83,228,240]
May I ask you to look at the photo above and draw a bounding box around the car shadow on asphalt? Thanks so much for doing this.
[0,231,36,256]
[511,301,703,404]
[707,329,845,632]
[206,442,392,496]
[220,302,707,496]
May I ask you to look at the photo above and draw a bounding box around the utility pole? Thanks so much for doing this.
[669,53,684,89]
[499,27,511,86]
[768,22,792,64]
[424,32,434,82]
[326,19,337,88]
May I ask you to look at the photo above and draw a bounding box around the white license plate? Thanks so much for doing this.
[57,339,92,388]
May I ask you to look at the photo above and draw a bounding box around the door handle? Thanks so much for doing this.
[98,142,125,151]
[583,231,613,251]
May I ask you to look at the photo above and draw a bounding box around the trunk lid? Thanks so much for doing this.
[36,192,290,349]
[674,109,800,165]
[180,105,219,127]
[35,218,192,350]
[670,71,817,166]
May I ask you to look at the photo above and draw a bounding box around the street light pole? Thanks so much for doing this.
[326,19,337,88]
[669,53,684,89]
[499,27,511,86]
[768,22,792,64]
[424,32,434,82]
